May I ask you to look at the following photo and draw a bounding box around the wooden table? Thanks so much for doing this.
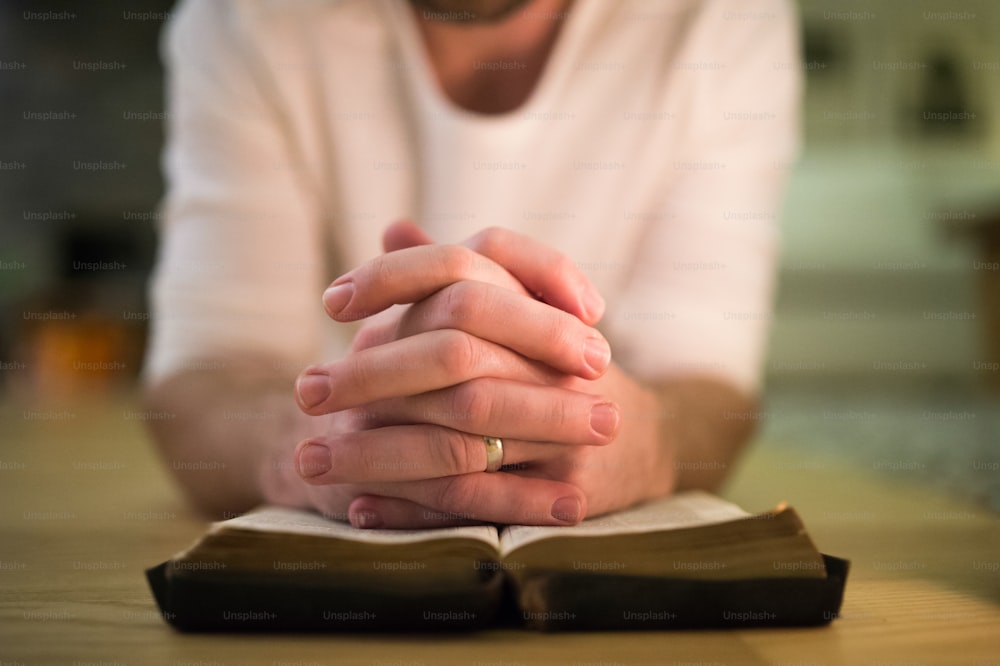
[1,394,998,665]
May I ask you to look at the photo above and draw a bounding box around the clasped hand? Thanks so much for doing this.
[288,221,672,528]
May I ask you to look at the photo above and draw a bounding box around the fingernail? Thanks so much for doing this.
[297,442,332,478]
[551,496,581,523]
[590,402,620,438]
[583,336,611,374]
[322,282,354,316]
[352,509,382,529]
[582,288,605,322]
[296,367,330,409]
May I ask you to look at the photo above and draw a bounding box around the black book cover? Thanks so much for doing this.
[146,555,848,632]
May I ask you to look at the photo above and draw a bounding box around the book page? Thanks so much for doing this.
[216,505,501,549]
[499,491,750,556]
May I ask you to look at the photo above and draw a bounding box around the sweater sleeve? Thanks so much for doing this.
[144,0,327,383]
[603,0,802,394]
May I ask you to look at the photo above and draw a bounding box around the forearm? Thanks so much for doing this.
[654,378,759,491]
[142,357,315,517]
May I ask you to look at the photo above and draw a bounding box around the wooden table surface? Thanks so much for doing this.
[1,394,998,665]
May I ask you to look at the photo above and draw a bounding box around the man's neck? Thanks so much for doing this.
[412,0,573,115]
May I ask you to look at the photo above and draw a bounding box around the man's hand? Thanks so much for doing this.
[284,221,677,528]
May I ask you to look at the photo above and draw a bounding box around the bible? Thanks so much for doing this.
[146,491,848,631]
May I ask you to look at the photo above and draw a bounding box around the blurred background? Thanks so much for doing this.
[0,1,997,507]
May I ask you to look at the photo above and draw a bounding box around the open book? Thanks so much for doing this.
[146,491,848,631]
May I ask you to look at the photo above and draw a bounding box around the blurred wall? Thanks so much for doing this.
[0,1,172,397]
[768,0,1000,381]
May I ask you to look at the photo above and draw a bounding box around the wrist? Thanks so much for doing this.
[639,383,679,497]
[653,378,757,492]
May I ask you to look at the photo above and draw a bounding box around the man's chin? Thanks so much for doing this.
[409,0,535,24]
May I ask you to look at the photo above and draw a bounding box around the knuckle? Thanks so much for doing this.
[430,428,476,475]
[367,254,395,290]
[333,354,379,399]
[437,244,477,279]
[538,394,574,431]
[545,317,579,361]
[440,281,478,325]
[434,330,479,378]
[449,380,492,429]
[354,444,385,479]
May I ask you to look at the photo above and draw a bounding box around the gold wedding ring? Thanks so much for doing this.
[483,436,504,473]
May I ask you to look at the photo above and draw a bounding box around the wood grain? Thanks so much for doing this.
[1,396,998,665]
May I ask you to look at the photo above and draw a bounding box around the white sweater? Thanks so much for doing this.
[147,0,801,393]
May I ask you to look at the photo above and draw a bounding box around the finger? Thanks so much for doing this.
[293,425,546,484]
[382,219,433,253]
[359,378,621,446]
[348,474,587,528]
[379,222,604,326]
[397,280,611,379]
[349,308,403,352]
[463,226,605,325]
[321,244,527,322]
[294,329,560,415]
